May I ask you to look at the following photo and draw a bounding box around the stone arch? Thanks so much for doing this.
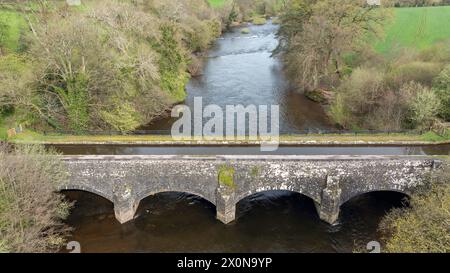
[135,189,217,207]
[236,188,321,207]
[339,188,411,207]
[59,184,114,203]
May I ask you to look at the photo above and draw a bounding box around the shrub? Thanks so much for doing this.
[329,94,352,128]
[184,18,216,52]
[404,82,442,130]
[433,64,450,121]
[53,73,90,132]
[154,24,190,102]
[379,163,450,253]
[0,54,36,127]
[100,99,142,133]
[271,17,281,25]
[0,144,72,253]
[187,55,204,77]
[330,67,443,130]
[330,67,387,128]
[388,61,442,88]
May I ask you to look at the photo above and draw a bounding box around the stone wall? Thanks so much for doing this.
[60,155,440,225]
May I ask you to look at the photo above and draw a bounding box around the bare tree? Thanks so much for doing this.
[0,144,72,253]
[281,0,390,92]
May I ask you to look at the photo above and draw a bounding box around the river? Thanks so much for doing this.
[143,20,331,132]
[61,20,446,253]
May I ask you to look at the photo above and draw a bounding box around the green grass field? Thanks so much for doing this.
[208,0,227,8]
[376,6,450,53]
[0,10,26,52]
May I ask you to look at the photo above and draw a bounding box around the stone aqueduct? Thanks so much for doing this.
[60,155,442,225]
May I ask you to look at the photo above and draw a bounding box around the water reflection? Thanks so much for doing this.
[51,144,450,155]
[63,191,407,253]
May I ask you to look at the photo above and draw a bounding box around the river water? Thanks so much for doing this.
[144,20,332,132]
[61,21,447,253]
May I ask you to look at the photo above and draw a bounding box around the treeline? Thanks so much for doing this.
[0,0,222,133]
[214,0,284,27]
[278,0,450,131]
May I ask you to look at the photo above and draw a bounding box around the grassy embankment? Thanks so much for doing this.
[7,129,450,144]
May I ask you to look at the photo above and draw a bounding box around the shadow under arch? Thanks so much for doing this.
[337,190,411,231]
[236,188,321,207]
[235,190,320,221]
[340,189,411,208]
[59,186,114,204]
[60,189,115,219]
[134,189,216,208]
[133,190,218,221]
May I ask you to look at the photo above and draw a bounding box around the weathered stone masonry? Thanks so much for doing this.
[60,155,442,225]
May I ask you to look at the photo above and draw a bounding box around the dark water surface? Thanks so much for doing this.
[63,191,407,253]
[52,144,450,155]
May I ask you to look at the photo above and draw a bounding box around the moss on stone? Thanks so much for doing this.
[252,17,267,25]
[241,28,250,34]
[250,166,259,178]
[218,165,236,189]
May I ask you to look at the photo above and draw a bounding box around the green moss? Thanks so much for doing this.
[250,166,259,178]
[241,28,250,34]
[252,17,267,25]
[305,90,326,103]
[218,165,236,189]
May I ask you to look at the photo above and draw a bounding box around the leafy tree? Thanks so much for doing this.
[154,24,189,102]
[433,64,450,121]
[100,100,141,132]
[0,54,41,125]
[405,82,442,129]
[2,0,222,132]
